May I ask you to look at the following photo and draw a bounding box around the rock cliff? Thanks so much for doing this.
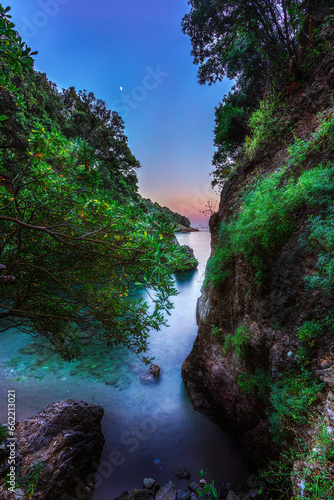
[182,56,334,495]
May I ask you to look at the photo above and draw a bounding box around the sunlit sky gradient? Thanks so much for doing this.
[8,0,232,226]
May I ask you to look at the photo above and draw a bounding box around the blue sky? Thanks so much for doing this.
[8,0,232,226]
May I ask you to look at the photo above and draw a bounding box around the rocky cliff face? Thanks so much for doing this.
[182,61,334,483]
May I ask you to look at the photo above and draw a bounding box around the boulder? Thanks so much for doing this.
[156,481,177,500]
[187,482,201,493]
[143,478,156,490]
[226,492,241,500]
[149,364,161,379]
[115,489,155,500]
[178,245,198,271]
[0,399,105,500]
[176,490,191,500]
[175,468,190,479]
[140,364,161,384]
[143,478,159,495]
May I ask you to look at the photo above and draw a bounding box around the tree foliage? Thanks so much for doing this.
[62,87,141,200]
[0,5,194,362]
[182,0,333,186]
[182,0,330,87]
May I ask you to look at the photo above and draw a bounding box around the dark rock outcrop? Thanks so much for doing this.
[115,489,156,500]
[175,468,190,480]
[149,364,161,379]
[0,399,105,500]
[181,77,334,473]
[171,236,198,271]
[180,245,198,270]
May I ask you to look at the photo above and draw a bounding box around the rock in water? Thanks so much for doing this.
[178,245,198,271]
[175,468,190,479]
[143,478,159,495]
[149,364,161,379]
[226,492,241,500]
[0,399,104,500]
[156,481,177,500]
[115,490,155,500]
[140,364,161,384]
[143,478,156,489]
[176,491,191,500]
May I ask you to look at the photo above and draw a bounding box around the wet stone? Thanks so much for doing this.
[143,478,156,490]
[220,482,232,498]
[156,481,177,500]
[226,492,240,500]
[176,490,191,500]
[175,468,190,480]
[143,478,159,494]
[188,482,200,494]
[149,364,161,379]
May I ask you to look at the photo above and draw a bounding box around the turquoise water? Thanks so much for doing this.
[0,231,249,498]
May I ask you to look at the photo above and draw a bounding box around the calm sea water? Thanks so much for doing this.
[0,231,249,498]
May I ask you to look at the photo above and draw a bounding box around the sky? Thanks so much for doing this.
[8,0,232,226]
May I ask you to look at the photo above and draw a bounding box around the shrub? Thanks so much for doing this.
[207,161,334,288]
[196,470,218,499]
[206,109,334,290]
[296,313,333,366]
[237,372,255,394]
[297,319,323,344]
[244,96,282,158]
[18,462,46,499]
[0,424,7,441]
[238,369,272,396]
[262,418,334,499]
[304,209,334,293]
[222,326,249,359]
[205,222,233,287]
[268,370,323,443]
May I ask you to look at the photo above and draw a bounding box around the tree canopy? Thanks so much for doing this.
[182,0,333,186]
[0,5,194,362]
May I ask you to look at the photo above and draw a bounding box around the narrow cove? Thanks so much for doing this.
[0,231,249,498]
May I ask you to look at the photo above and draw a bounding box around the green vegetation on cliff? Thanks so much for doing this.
[183,1,334,497]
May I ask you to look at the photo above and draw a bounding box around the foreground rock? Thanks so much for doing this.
[116,479,262,500]
[115,489,156,500]
[0,399,105,500]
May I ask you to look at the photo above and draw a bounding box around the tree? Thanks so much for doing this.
[62,88,141,201]
[0,5,194,362]
[182,0,326,89]
[182,0,333,186]
[0,126,190,361]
